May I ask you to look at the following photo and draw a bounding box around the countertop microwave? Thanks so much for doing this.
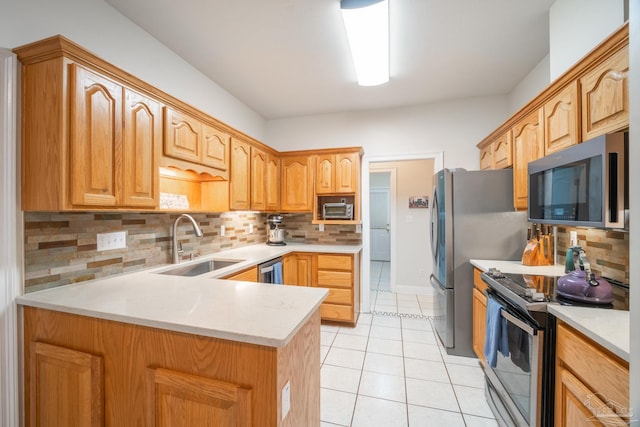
[323,202,353,220]
[528,132,627,229]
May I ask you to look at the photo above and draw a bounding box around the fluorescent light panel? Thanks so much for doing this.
[340,0,389,86]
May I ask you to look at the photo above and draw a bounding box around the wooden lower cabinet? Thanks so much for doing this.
[222,266,258,282]
[23,306,321,427]
[555,321,630,426]
[472,268,488,362]
[283,253,313,286]
[314,252,360,325]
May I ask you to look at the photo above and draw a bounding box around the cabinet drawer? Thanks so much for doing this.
[320,303,354,322]
[317,270,352,288]
[317,254,352,271]
[556,322,629,410]
[323,288,352,305]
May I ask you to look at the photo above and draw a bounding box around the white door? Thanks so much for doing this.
[370,189,390,261]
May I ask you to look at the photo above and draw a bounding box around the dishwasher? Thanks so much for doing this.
[257,257,284,284]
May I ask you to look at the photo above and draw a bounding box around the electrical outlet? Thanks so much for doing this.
[220,225,225,237]
[249,224,254,233]
[281,381,291,420]
[96,231,127,251]
[318,224,324,232]
[405,215,414,223]
[355,224,362,233]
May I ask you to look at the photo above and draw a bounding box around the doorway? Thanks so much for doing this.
[369,170,393,292]
[360,153,443,313]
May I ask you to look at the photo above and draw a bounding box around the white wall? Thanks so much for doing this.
[507,54,551,115]
[0,0,266,141]
[550,0,626,80]
[628,0,639,422]
[266,95,508,170]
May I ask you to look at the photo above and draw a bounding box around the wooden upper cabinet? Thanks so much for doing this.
[512,108,544,210]
[281,156,314,212]
[250,147,267,211]
[479,143,493,170]
[493,133,512,169]
[201,123,230,172]
[315,152,359,194]
[70,64,123,207]
[123,88,161,208]
[163,106,230,176]
[163,107,200,164]
[581,45,629,140]
[265,155,280,212]
[230,139,251,210]
[544,80,579,155]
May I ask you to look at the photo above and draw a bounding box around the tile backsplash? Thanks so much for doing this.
[24,211,268,293]
[23,211,363,293]
[555,226,629,284]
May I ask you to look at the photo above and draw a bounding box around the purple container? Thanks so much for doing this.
[557,269,613,304]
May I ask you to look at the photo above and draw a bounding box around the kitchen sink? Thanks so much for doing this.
[157,259,244,277]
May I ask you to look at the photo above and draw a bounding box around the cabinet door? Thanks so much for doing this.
[472,288,487,362]
[230,139,251,210]
[30,341,104,427]
[148,367,252,427]
[555,367,627,427]
[265,155,280,211]
[315,154,334,194]
[163,107,201,164]
[284,253,313,286]
[479,144,493,170]
[493,133,512,169]
[281,156,313,212]
[201,124,230,172]
[122,88,161,208]
[335,152,359,193]
[581,46,629,140]
[545,80,579,155]
[70,64,122,207]
[250,147,267,211]
[512,108,544,210]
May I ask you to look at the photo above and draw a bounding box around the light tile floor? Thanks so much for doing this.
[319,262,498,426]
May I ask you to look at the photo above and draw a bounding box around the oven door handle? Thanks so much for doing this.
[260,265,274,274]
[500,309,537,336]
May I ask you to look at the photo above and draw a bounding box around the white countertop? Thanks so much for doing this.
[470,259,566,276]
[470,258,629,362]
[17,243,362,348]
[548,305,629,362]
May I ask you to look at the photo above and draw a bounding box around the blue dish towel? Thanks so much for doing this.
[272,261,283,285]
[484,297,510,367]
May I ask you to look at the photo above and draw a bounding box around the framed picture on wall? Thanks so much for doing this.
[409,196,428,208]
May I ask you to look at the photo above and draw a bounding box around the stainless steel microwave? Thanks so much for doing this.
[528,132,627,229]
[322,202,353,220]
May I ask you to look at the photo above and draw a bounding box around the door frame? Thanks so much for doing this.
[0,48,22,427]
[361,152,443,312]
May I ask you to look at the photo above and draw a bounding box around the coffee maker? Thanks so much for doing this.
[266,215,286,246]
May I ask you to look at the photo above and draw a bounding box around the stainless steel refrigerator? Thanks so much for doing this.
[429,168,527,357]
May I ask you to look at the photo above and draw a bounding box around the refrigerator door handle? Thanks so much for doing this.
[429,185,439,262]
[430,274,444,290]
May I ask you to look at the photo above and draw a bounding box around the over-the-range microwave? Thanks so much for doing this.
[528,132,628,229]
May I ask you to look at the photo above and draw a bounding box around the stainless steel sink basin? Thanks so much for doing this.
[157,259,243,277]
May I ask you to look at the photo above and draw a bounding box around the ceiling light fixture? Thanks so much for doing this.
[340,0,389,86]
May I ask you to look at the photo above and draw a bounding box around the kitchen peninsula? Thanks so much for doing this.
[16,243,364,426]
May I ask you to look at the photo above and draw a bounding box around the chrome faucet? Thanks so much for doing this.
[172,214,203,264]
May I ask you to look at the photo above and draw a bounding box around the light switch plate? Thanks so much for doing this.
[249,223,254,234]
[318,224,324,232]
[220,225,225,237]
[96,231,127,251]
[355,224,362,233]
[281,381,291,420]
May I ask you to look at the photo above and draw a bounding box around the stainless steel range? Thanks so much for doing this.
[480,269,628,427]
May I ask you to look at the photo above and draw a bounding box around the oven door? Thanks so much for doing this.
[484,293,543,427]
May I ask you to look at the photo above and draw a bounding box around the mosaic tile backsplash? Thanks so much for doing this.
[555,226,629,284]
[24,211,363,293]
[24,212,268,293]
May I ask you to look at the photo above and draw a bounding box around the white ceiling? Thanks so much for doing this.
[105,0,555,120]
